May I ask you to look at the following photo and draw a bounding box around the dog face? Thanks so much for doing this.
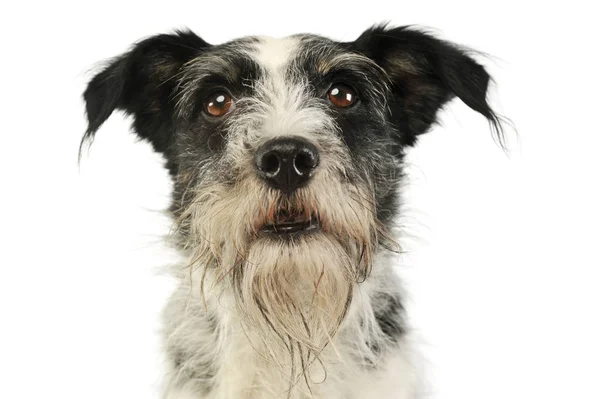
[82,25,502,368]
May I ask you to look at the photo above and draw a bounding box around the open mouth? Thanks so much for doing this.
[261,209,320,235]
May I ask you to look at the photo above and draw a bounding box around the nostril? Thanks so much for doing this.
[260,152,281,176]
[293,150,318,176]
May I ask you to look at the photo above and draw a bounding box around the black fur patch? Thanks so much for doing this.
[361,291,406,363]
[82,30,210,159]
[349,24,505,147]
[374,292,406,340]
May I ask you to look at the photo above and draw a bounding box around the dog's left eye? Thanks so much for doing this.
[327,84,356,108]
[204,91,233,117]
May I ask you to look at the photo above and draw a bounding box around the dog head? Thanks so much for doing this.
[82,24,503,371]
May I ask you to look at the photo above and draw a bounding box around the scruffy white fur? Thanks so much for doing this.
[162,252,420,399]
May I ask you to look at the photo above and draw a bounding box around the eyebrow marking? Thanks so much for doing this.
[176,43,261,118]
[316,52,384,75]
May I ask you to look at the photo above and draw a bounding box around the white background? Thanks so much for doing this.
[1,1,599,398]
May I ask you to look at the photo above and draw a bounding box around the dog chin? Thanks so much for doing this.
[244,232,355,285]
[235,232,357,364]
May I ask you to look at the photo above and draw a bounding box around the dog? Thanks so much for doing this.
[81,24,504,399]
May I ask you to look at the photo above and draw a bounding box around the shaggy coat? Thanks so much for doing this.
[82,24,503,399]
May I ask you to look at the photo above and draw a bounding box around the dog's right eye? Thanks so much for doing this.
[327,84,357,108]
[204,92,233,117]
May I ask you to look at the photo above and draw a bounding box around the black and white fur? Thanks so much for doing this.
[81,24,503,399]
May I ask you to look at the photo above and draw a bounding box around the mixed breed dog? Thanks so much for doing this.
[82,24,504,399]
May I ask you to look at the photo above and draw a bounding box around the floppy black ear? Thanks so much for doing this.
[81,30,209,155]
[352,25,504,147]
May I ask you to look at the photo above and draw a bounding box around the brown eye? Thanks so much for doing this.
[327,84,356,108]
[205,92,233,117]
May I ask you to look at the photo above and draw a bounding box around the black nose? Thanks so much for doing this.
[255,137,320,193]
